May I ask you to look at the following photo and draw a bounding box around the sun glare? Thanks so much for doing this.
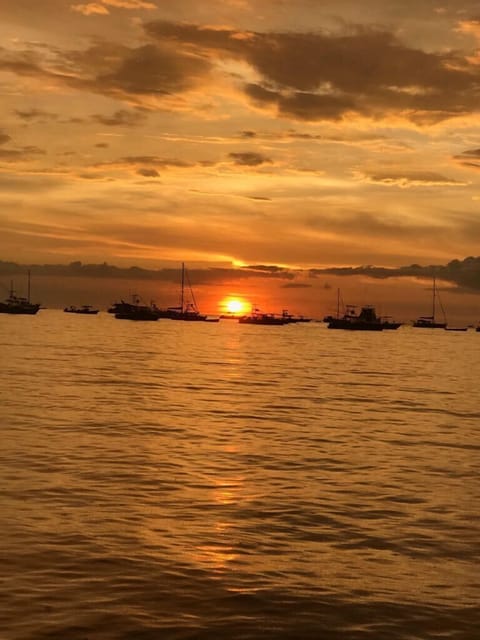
[221,297,251,315]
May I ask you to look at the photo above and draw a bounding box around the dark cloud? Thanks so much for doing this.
[0,47,45,77]
[0,260,295,288]
[310,256,480,291]
[92,155,195,170]
[245,84,357,120]
[458,148,480,157]
[2,19,480,122]
[144,20,477,122]
[281,282,313,289]
[92,42,211,96]
[90,109,147,126]
[454,148,480,168]
[0,145,46,160]
[359,170,467,187]
[243,264,292,275]
[137,168,160,177]
[14,108,59,121]
[2,255,479,291]
[228,151,272,166]
[121,156,192,167]
[0,133,12,145]
[0,39,211,105]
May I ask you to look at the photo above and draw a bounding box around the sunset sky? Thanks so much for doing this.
[2,1,480,319]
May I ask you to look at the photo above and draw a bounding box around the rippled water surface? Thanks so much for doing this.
[1,311,479,639]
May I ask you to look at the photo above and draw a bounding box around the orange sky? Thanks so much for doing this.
[1,1,480,320]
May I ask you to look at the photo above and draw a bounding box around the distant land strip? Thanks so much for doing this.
[1,257,480,291]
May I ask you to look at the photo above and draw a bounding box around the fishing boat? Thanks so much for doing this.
[280,309,312,323]
[328,304,384,331]
[326,289,383,331]
[380,316,403,330]
[64,305,99,315]
[113,296,159,321]
[108,301,127,314]
[413,275,447,328]
[238,308,287,325]
[168,263,209,321]
[0,272,41,315]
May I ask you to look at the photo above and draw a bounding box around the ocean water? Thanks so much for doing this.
[1,310,478,640]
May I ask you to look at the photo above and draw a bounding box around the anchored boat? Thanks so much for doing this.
[0,272,41,315]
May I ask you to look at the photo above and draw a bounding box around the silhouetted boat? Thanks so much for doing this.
[326,290,383,331]
[281,309,312,323]
[380,316,403,330]
[0,272,41,315]
[108,301,126,314]
[64,305,99,315]
[328,304,384,331]
[168,263,209,321]
[113,296,159,321]
[444,327,468,332]
[413,275,447,328]
[239,308,287,325]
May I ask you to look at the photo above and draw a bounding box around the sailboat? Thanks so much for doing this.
[168,263,212,321]
[413,274,447,328]
[0,271,41,315]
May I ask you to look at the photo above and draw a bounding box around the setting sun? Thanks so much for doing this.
[221,297,251,315]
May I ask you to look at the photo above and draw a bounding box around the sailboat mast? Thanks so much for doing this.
[27,270,31,303]
[432,275,436,321]
[180,262,185,313]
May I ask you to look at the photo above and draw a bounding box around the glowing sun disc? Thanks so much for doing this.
[222,297,250,314]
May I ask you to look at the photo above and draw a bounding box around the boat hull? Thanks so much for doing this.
[0,304,40,315]
[115,310,158,321]
[328,319,383,331]
[413,320,447,328]
[239,316,286,325]
[64,307,99,315]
